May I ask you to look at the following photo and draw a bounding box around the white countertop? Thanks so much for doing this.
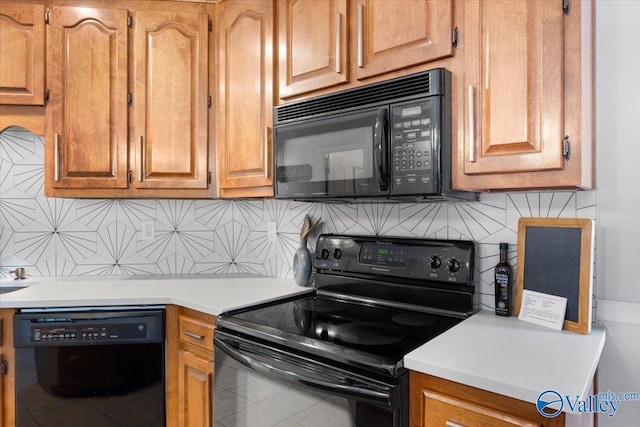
[0,275,309,315]
[0,276,606,412]
[404,310,606,412]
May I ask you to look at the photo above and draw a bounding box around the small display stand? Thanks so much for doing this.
[514,217,594,334]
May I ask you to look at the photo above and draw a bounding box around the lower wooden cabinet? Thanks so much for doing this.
[410,371,567,427]
[166,305,216,427]
[178,349,214,427]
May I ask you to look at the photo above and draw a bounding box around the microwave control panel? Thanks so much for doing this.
[390,99,439,194]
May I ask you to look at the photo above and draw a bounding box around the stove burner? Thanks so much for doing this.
[391,313,438,327]
[331,322,407,346]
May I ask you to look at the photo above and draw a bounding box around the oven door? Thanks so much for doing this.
[214,331,407,427]
[274,106,389,199]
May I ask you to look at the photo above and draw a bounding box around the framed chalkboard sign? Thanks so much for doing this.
[514,218,594,334]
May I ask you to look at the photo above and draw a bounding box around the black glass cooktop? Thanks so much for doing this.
[218,293,463,376]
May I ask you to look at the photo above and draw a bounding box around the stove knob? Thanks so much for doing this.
[448,258,461,272]
[320,248,330,260]
[333,249,342,259]
[429,255,441,269]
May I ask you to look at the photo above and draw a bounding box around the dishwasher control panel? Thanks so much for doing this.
[13,309,165,347]
[30,323,148,343]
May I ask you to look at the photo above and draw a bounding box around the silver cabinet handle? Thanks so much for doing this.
[357,4,363,67]
[54,133,60,181]
[467,85,476,163]
[138,135,144,182]
[264,126,271,178]
[336,11,342,74]
[446,421,468,427]
[183,330,204,340]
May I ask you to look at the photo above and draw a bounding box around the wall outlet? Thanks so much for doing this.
[141,221,155,241]
[267,222,277,242]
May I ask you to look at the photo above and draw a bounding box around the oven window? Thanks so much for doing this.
[214,349,398,427]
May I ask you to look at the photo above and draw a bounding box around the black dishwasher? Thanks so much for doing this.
[13,307,165,427]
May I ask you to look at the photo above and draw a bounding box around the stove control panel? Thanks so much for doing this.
[314,234,475,286]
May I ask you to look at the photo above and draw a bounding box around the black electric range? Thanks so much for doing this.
[214,235,476,427]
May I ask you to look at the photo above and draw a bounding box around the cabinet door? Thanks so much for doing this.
[0,3,45,105]
[278,0,348,99]
[216,0,274,197]
[178,350,213,427]
[46,6,129,190]
[462,0,564,177]
[354,0,454,81]
[133,11,209,190]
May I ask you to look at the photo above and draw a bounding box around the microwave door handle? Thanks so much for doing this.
[373,109,389,191]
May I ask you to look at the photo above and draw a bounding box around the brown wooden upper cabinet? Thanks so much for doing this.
[45,3,211,198]
[454,0,594,191]
[216,0,274,198]
[0,3,46,105]
[278,0,348,99]
[132,11,210,191]
[46,6,129,192]
[0,2,45,105]
[278,0,454,100]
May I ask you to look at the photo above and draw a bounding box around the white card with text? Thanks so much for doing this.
[518,289,568,330]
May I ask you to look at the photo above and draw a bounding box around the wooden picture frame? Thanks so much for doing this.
[514,217,594,334]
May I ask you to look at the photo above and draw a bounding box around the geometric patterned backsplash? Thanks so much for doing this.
[0,126,597,310]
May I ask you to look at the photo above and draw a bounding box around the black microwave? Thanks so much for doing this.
[274,68,478,202]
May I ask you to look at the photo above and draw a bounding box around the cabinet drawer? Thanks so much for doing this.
[178,314,215,352]
[423,391,540,427]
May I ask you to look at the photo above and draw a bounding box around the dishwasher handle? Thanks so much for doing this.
[215,332,395,408]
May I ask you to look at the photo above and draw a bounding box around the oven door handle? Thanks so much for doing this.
[373,108,389,191]
[215,334,393,408]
